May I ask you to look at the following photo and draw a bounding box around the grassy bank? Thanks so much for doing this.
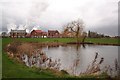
[2,38,70,78]
[2,37,120,78]
[2,52,110,79]
[0,38,2,79]
[2,37,120,45]
[2,53,56,78]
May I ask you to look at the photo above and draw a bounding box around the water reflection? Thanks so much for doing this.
[21,49,61,70]
[48,44,60,49]
[42,45,118,76]
[71,44,81,75]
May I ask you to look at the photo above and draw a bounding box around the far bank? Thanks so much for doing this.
[2,37,120,46]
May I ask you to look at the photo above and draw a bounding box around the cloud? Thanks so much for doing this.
[0,0,119,36]
[1,0,49,33]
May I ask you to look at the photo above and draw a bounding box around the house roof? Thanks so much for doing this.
[48,30,57,31]
[48,30,59,33]
[34,30,42,33]
[10,29,26,33]
[42,32,47,34]
[31,30,47,34]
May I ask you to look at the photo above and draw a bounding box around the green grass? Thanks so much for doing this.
[2,37,120,45]
[85,38,120,44]
[0,38,2,79]
[2,53,57,78]
[2,38,76,44]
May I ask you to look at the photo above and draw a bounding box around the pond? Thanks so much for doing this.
[9,43,118,77]
[42,44,118,76]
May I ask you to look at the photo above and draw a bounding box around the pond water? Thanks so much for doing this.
[18,43,119,76]
[42,44,118,76]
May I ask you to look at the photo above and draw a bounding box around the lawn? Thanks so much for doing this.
[85,38,120,45]
[2,37,120,45]
[2,38,75,44]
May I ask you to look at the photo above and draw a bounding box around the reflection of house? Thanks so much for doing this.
[48,30,60,38]
[30,30,47,38]
[10,29,27,38]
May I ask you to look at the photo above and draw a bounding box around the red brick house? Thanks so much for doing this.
[42,32,47,38]
[48,30,60,38]
[30,30,47,38]
[25,33,31,38]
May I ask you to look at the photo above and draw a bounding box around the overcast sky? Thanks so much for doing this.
[0,0,119,36]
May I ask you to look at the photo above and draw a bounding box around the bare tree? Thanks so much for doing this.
[63,19,86,43]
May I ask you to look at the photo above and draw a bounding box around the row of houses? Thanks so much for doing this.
[87,30,110,38]
[1,29,112,38]
[9,29,60,38]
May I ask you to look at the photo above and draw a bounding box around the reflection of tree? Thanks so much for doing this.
[71,44,81,75]
[76,44,80,51]
[82,44,86,48]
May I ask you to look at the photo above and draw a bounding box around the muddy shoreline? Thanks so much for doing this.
[22,41,120,46]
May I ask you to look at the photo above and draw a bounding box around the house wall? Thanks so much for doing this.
[48,31,60,38]
[10,32,26,38]
[30,31,42,38]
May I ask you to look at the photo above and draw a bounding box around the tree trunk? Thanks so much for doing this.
[82,36,86,43]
